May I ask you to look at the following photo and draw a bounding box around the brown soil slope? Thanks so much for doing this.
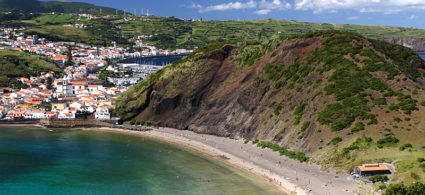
[117,31,425,159]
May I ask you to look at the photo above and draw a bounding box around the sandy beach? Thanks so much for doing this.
[76,126,360,195]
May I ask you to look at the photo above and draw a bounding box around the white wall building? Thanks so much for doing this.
[95,107,110,120]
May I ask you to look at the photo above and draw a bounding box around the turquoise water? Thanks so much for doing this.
[419,53,425,61]
[0,126,282,195]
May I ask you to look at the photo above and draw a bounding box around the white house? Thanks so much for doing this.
[31,110,45,119]
[0,107,5,118]
[59,112,75,119]
[23,111,33,119]
[95,107,110,120]
[69,102,82,111]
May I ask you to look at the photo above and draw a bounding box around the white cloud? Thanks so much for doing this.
[294,0,425,13]
[259,0,291,10]
[254,9,272,14]
[197,0,257,13]
[347,16,359,20]
[188,0,291,14]
[409,15,417,19]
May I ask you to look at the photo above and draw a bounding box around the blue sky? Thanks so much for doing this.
[42,0,425,29]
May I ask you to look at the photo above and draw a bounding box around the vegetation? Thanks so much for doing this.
[400,144,413,151]
[369,175,389,183]
[351,122,365,133]
[293,103,307,125]
[253,140,308,162]
[119,17,425,50]
[385,182,425,195]
[301,121,311,132]
[328,137,342,146]
[377,136,400,147]
[0,50,61,87]
[341,136,373,158]
[5,9,425,49]
[0,0,123,15]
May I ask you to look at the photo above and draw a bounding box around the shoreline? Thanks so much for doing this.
[79,126,360,195]
[81,127,296,194]
[1,124,360,194]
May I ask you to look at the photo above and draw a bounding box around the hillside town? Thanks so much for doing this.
[0,27,191,120]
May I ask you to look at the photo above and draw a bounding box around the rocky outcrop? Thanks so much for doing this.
[381,37,425,52]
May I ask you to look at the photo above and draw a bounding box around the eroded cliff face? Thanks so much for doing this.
[117,31,425,155]
[382,37,425,52]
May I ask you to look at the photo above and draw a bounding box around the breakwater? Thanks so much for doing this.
[0,119,40,124]
[39,118,151,131]
[117,54,186,65]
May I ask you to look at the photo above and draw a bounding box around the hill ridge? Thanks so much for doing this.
[117,31,425,183]
[0,0,124,15]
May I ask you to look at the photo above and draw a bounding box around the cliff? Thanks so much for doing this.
[117,31,425,181]
[382,37,425,52]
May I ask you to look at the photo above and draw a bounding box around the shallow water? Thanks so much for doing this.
[419,53,425,61]
[0,126,282,195]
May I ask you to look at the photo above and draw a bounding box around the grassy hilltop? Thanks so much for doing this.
[0,0,122,15]
[11,13,425,50]
[0,50,62,87]
[116,31,425,185]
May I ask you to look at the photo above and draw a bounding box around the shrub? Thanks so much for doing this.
[243,137,249,144]
[393,117,402,123]
[374,97,387,105]
[297,133,305,139]
[397,94,418,115]
[385,183,407,195]
[254,77,265,84]
[254,140,309,162]
[351,122,365,133]
[399,143,413,151]
[417,158,425,163]
[369,175,389,183]
[377,136,399,147]
[293,104,307,125]
[301,121,311,132]
[328,137,342,145]
[341,136,373,157]
[274,104,283,115]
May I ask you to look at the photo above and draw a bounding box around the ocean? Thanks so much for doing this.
[120,56,183,66]
[419,53,425,61]
[0,126,281,195]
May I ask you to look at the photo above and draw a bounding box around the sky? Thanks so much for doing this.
[41,0,425,29]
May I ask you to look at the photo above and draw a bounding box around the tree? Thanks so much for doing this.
[46,77,53,89]
[407,182,425,195]
[65,45,73,67]
[385,183,407,195]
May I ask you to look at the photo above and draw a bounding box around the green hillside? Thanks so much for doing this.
[0,0,123,15]
[118,17,425,50]
[0,50,62,87]
[116,31,425,188]
[17,13,425,50]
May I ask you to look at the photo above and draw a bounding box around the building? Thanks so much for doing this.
[355,164,391,176]
[95,106,110,120]
[52,103,67,111]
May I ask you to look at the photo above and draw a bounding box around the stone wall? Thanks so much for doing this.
[40,118,115,128]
